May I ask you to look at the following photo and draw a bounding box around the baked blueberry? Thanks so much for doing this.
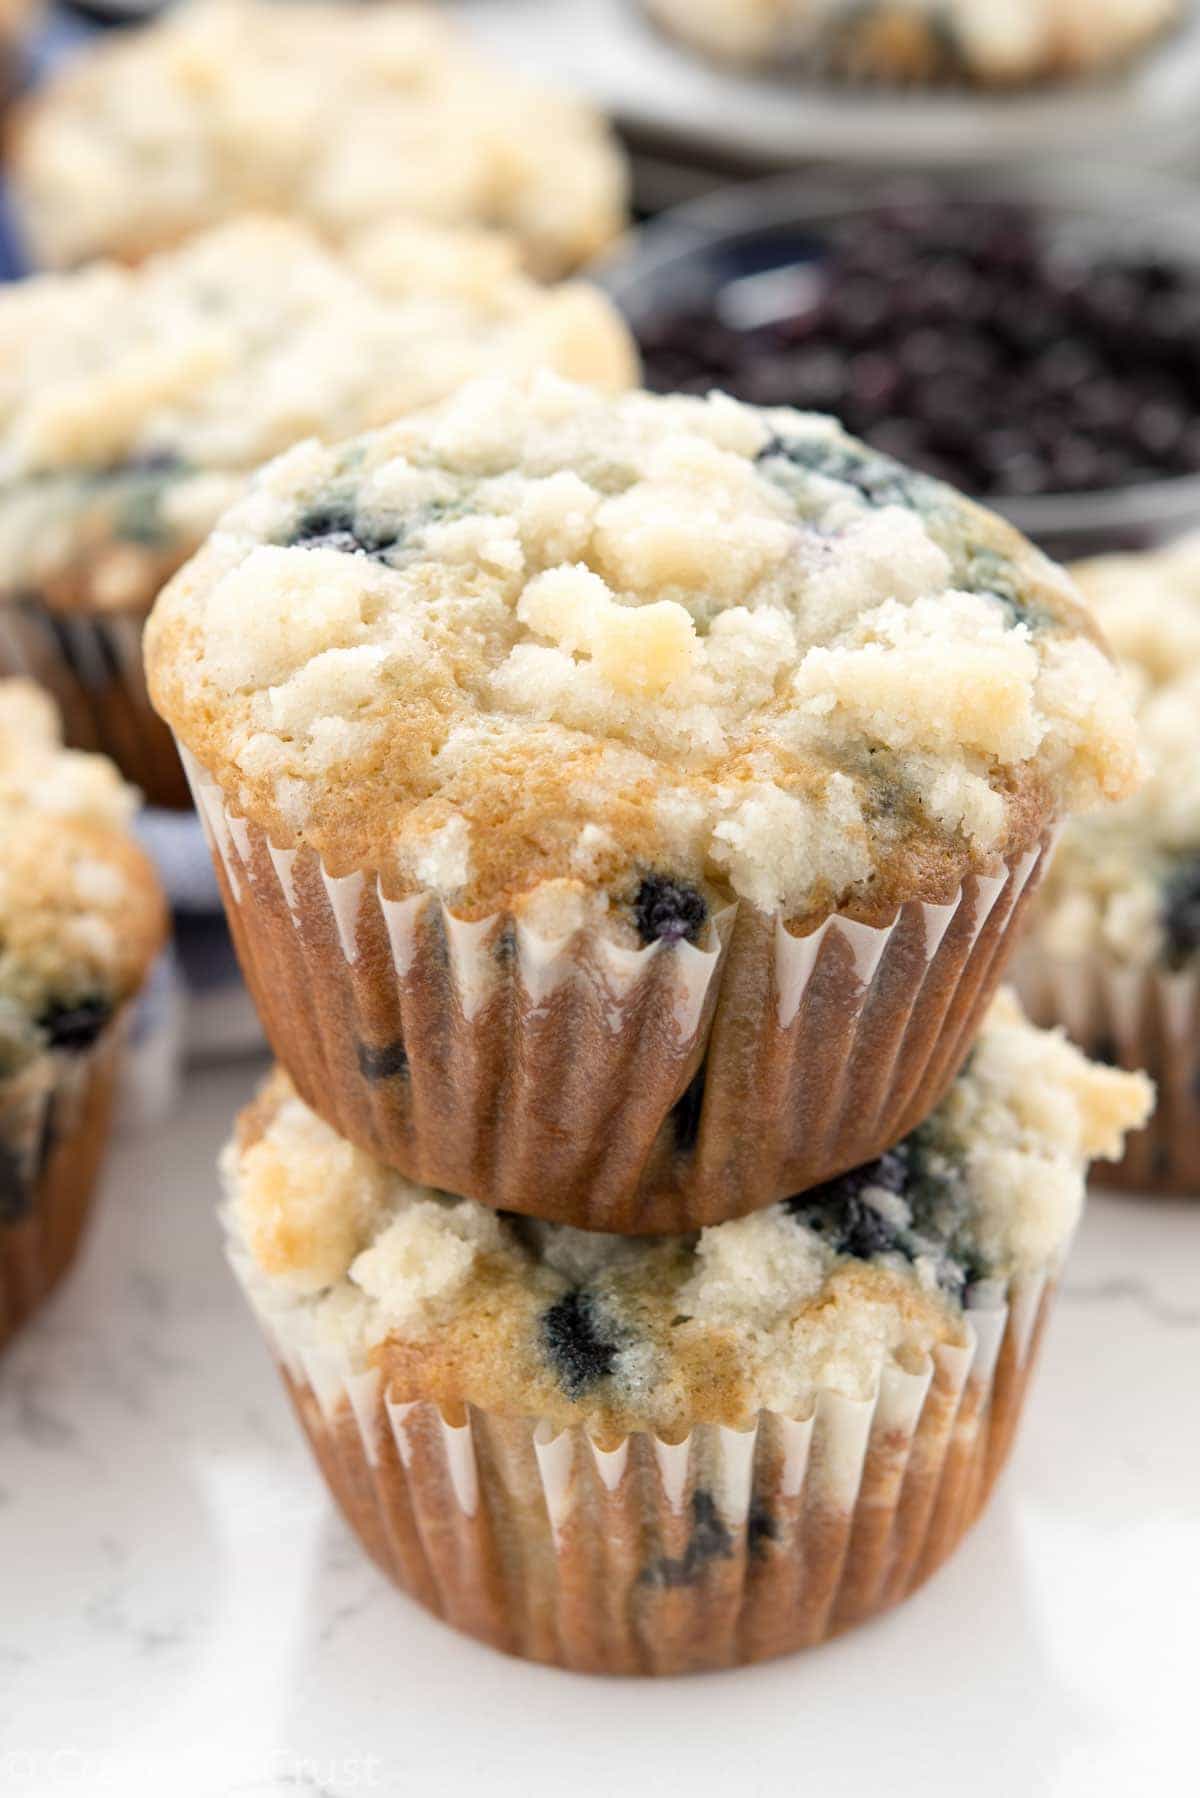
[640,1490,734,1589]
[540,1289,620,1398]
[1162,856,1200,967]
[0,1138,32,1227]
[632,876,708,946]
[670,1062,707,1153]
[36,995,112,1054]
[288,502,400,563]
[757,433,925,511]
[355,1036,408,1082]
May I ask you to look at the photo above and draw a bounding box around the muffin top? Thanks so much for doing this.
[225,992,1151,1438]
[1035,533,1200,969]
[644,0,1178,81]
[10,1,628,277]
[0,216,636,612]
[0,680,166,1077]
[148,377,1138,932]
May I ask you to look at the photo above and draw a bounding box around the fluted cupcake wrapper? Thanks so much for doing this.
[184,745,1051,1232]
[232,1248,1057,1674]
[0,1022,124,1349]
[0,599,189,808]
[1013,946,1197,1195]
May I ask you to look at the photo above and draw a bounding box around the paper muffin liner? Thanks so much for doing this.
[1013,945,1197,1196]
[0,599,189,808]
[0,1022,125,1349]
[183,745,1052,1232]
[234,1251,1057,1673]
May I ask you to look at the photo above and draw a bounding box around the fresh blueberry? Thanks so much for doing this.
[1162,857,1200,967]
[632,876,708,947]
[36,997,112,1054]
[540,1289,620,1398]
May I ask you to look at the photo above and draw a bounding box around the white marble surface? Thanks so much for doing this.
[1,1060,1198,1798]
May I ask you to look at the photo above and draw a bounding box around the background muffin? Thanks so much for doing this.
[641,0,1179,85]
[1,680,166,1346]
[9,0,629,276]
[148,376,1140,1230]
[1015,533,1200,1193]
[223,993,1152,1671]
[0,215,637,805]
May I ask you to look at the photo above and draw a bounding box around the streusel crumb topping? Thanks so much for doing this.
[148,377,1139,930]
[224,991,1152,1437]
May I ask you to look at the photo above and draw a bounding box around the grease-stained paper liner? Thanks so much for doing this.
[183,746,1052,1232]
[0,1022,124,1349]
[0,600,189,808]
[1014,946,1197,1195]
[235,1251,1056,1673]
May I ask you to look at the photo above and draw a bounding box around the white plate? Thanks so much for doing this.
[455,0,1200,168]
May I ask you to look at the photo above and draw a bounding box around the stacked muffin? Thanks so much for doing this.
[1016,533,1200,1194]
[145,375,1153,1670]
[0,680,165,1346]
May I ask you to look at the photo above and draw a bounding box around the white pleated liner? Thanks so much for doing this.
[1013,943,1199,1195]
[182,745,1052,1232]
[233,1241,1058,1673]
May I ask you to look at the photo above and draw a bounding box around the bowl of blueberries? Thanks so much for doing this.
[602,170,1200,559]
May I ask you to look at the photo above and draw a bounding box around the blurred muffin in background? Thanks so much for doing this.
[1015,533,1200,1194]
[642,0,1179,85]
[0,215,637,806]
[0,680,165,1348]
[9,0,628,275]
[221,994,1151,1670]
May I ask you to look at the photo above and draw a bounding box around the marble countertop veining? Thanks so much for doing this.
[1,1060,1198,1798]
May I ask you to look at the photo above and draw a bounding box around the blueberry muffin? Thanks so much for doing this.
[10,1,628,277]
[642,0,1179,85]
[223,992,1151,1671]
[0,216,637,806]
[1,680,166,1346]
[1015,534,1200,1193]
[147,376,1140,1231]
